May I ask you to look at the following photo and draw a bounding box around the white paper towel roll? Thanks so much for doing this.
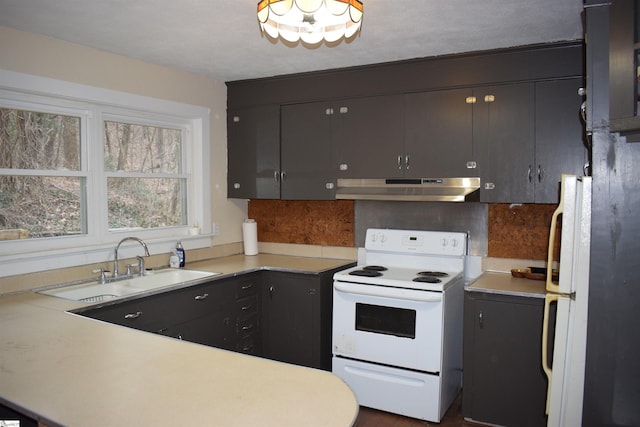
[242,219,258,256]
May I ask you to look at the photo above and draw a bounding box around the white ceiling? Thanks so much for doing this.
[0,0,584,82]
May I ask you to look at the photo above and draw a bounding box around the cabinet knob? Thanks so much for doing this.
[339,163,348,171]
[233,182,241,189]
[339,106,348,114]
[466,161,477,169]
[465,96,477,104]
[233,116,240,123]
[484,182,495,190]
[325,182,334,190]
[484,95,495,103]
[479,311,484,329]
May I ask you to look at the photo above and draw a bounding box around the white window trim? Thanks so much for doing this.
[0,69,211,278]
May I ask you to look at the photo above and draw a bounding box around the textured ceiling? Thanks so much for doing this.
[0,0,584,82]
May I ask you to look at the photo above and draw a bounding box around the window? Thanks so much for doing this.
[0,106,86,239]
[0,70,210,277]
[104,119,187,231]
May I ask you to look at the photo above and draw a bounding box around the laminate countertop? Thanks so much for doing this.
[0,254,357,427]
[467,271,547,298]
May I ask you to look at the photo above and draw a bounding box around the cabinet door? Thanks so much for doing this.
[280,102,334,199]
[475,83,536,202]
[404,88,475,177]
[261,271,319,368]
[534,78,587,203]
[463,293,549,427]
[333,95,405,178]
[227,105,280,199]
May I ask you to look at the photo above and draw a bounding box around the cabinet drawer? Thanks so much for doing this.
[236,277,259,299]
[86,297,171,332]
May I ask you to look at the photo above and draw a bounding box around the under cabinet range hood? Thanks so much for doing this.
[335,177,481,202]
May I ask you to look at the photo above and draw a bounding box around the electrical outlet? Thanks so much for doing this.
[212,222,220,236]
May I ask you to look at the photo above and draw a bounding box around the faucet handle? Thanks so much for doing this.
[126,263,135,276]
[92,268,109,284]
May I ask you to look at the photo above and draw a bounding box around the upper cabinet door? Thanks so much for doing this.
[227,105,280,199]
[333,95,405,179]
[404,88,475,178]
[534,78,587,203]
[475,83,536,203]
[280,102,335,200]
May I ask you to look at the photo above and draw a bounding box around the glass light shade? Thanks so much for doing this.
[257,0,363,45]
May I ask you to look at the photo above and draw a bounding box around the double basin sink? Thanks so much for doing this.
[39,269,219,303]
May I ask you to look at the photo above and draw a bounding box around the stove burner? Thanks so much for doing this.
[417,271,449,277]
[412,276,442,283]
[348,269,383,277]
[362,265,388,272]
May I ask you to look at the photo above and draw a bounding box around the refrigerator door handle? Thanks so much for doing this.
[542,293,559,415]
[546,195,564,294]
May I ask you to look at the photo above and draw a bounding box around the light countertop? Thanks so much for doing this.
[467,271,547,298]
[0,254,358,427]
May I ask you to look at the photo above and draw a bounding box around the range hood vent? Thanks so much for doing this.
[335,178,481,202]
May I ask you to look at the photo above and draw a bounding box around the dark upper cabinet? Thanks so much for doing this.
[404,88,475,178]
[333,94,405,178]
[476,80,586,203]
[475,83,536,203]
[280,102,335,199]
[227,43,585,202]
[227,105,280,199]
[534,78,587,202]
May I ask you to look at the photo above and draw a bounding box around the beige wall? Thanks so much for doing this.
[0,25,247,247]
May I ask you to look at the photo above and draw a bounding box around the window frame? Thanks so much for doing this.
[0,70,211,278]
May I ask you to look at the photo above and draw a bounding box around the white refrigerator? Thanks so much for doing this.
[542,174,592,427]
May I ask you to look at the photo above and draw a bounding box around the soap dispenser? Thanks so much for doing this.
[176,241,185,268]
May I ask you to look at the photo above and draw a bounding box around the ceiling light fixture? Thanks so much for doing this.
[257,0,363,45]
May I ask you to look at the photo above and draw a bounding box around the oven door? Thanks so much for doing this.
[332,280,443,373]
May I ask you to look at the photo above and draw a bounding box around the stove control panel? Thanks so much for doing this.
[365,228,467,256]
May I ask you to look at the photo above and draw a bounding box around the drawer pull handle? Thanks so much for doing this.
[242,324,254,331]
[241,284,253,290]
[124,311,142,319]
[241,304,253,311]
[194,293,209,300]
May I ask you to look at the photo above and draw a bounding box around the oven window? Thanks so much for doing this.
[355,303,416,339]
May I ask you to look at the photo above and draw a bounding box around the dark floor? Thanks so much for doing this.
[354,394,477,427]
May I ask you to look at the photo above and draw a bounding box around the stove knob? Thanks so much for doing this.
[451,238,458,247]
[441,238,447,247]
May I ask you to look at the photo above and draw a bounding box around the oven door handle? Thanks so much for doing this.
[334,282,442,303]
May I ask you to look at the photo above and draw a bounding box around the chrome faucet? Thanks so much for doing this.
[113,237,150,278]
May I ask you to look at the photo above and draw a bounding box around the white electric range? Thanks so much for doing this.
[332,228,467,422]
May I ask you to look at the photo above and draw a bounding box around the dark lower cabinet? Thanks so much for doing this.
[260,267,346,370]
[0,402,38,427]
[261,271,320,368]
[463,290,554,427]
[76,267,350,370]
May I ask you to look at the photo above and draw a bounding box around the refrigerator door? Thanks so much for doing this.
[542,175,591,427]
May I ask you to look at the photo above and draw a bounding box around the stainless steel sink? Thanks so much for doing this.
[39,269,220,302]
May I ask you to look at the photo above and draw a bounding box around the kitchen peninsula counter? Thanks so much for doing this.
[467,271,547,298]
[0,254,358,427]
